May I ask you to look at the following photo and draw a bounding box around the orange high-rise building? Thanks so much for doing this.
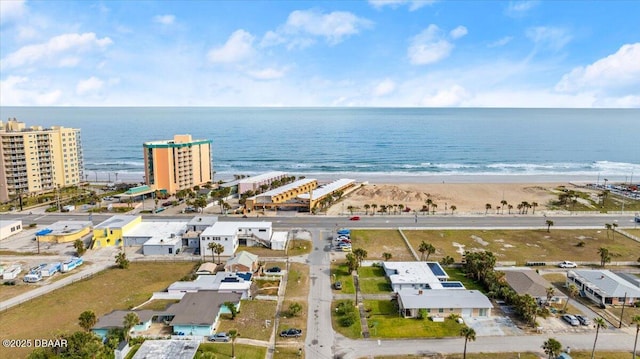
[143,134,212,194]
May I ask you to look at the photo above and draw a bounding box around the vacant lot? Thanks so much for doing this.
[287,239,313,257]
[351,230,415,261]
[198,343,266,359]
[217,299,277,341]
[332,263,355,294]
[404,229,640,264]
[331,299,362,339]
[365,300,463,338]
[0,262,195,358]
[376,354,541,359]
[358,266,391,294]
[136,299,179,311]
[285,262,309,300]
[238,245,287,258]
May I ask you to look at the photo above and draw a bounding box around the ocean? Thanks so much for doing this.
[1,107,638,184]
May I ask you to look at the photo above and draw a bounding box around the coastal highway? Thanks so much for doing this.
[2,212,638,230]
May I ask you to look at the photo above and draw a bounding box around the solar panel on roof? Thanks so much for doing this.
[441,282,464,288]
[427,262,446,276]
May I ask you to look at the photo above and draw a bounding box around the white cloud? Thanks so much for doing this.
[1,32,113,69]
[0,76,62,106]
[372,79,396,97]
[368,0,435,11]
[421,85,470,106]
[263,9,373,48]
[0,0,26,24]
[407,24,454,65]
[449,26,468,40]
[154,14,175,25]
[505,1,539,17]
[76,76,104,95]
[488,36,513,48]
[526,26,571,51]
[247,67,286,80]
[555,43,640,93]
[207,30,255,63]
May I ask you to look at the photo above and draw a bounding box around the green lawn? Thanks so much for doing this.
[273,346,305,359]
[364,300,464,338]
[197,343,266,359]
[287,239,313,256]
[351,229,415,261]
[332,263,355,294]
[285,262,309,300]
[358,266,391,294]
[136,299,179,311]
[331,300,362,339]
[445,267,485,291]
[403,229,640,265]
[0,262,196,358]
[216,299,277,341]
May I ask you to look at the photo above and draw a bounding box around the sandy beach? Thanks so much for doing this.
[326,180,586,216]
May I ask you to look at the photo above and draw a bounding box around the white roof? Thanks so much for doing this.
[125,221,187,239]
[398,288,493,310]
[202,221,272,237]
[94,215,139,229]
[186,216,218,227]
[570,270,640,298]
[1,220,21,229]
[298,179,355,199]
[43,220,92,234]
[383,262,449,289]
[132,339,199,359]
[238,171,287,184]
[271,231,288,243]
[251,178,316,198]
[168,272,251,292]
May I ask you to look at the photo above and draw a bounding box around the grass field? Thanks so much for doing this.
[238,245,287,258]
[376,354,541,359]
[444,268,485,292]
[403,229,640,264]
[364,300,463,338]
[351,229,415,261]
[0,262,196,358]
[287,239,313,257]
[331,299,362,339]
[197,343,266,359]
[608,306,640,326]
[273,346,305,359]
[136,299,179,311]
[285,262,309,300]
[357,266,391,294]
[332,263,355,294]
[216,299,277,341]
[0,282,33,302]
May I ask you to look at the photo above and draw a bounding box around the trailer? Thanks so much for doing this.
[3,265,22,280]
[61,257,83,272]
[24,271,42,283]
[41,262,61,277]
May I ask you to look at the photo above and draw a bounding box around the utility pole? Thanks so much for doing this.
[619,292,627,328]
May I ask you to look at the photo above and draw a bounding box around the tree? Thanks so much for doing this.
[418,241,429,261]
[364,204,370,215]
[508,204,513,214]
[591,317,606,359]
[193,196,207,213]
[208,242,224,264]
[207,242,217,263]
[531,202,538,214]
[450,205,456,215]
[545,219,554,233]
[605,223,612,239]
[431,203,437,215]
[353,248,368,270]
[224,301,238,319]
[382,252,392,261]
[440,255,455,266]
[115,250,129,269]
[371,204,377,215]
[424,243,436,261]
[346,253,358,273]
[632,315,640,359]
[228,329,239,359]
[500,200,508,214]
[74,239,86,256]
[542,338,562,359]
[612,222,618,240]
[425,198,433,214]
[123,312,139,342]
[546,286,555,304]
[563,284,579,313]
[460,326,476,359]
[485,203,491,215]
[288,302,302,317]
[598,247,611,268]
[78,310,97,332]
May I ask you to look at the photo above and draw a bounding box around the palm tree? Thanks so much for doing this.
[542,338,562,359]
[208,242,218,263]
[214,243,225,264]
[563,284,579,313]
[371,204,378,215]
[347,205,354,215]
[591,317,606,359]
[507,204,513,214]
[364,204,370,215]
[425,243,436,261]
[228,329,239,359]
[598,247,611,268]
[460,326,476,359]
[425,199,433,215]
[353,248,368,270]
[531,202,538,214]
[612,222,618,240]
[546,286,555,304]
[78,310,97,332]
[500,200,508,214]
[485,203,491,215]
[123,312,139,342]
[418,241,429,261]
[605,223,612,239]
[632,315,640,359]
[398,204,404,213]
[450,205,456,215]
[224,301,238,319]
[115,250,129,269]
[382,252,392,261]
[431,203,437,215]
[74,239,86,256]
[545,219,554,233]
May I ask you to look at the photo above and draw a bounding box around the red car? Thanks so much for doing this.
[349,216,360,221]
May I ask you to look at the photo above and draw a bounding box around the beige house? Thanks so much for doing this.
[224,251,259,272]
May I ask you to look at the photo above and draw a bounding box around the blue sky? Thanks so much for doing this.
[1,0,639,107]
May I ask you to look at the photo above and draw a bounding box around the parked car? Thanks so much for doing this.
[265,266,281,273]
[280,328,303,337]
[208,332,229,342]
[162,201,173,207]
[562,314,580,326]
[349,216,360,221]
[558,261,577,268]
[341,246,352,252]
[184,206,197,213]
[575,314,592,326]
[333,281,342,290]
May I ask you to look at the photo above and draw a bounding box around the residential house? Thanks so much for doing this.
[382,262,453,292]
[167,272,254,299]
[397,288,493,318]
[199,221,272,258]
[224,251,259,272]
[501,268,567,304]
[92,310,155,339]
[169,292,242,336]
[131,339,199,359]
[567,270,640,306]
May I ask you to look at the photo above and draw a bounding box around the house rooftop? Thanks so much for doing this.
[169,292,241,326]
[383,262,449,289]
[201,221,271,236]
[187,216,218,227]
[398,288,493,310]
[238,171,287,184]
[226,251,259,269]
[250,178,316,198]
[93,310,155,329]
[40,220,92,235]
[132,339,199,359]
[569,270,640,298]
[298,179,355,199]
[168,272,252,292]
[125,221,187,245]
[94,215,140,229]
[500,268,566,299]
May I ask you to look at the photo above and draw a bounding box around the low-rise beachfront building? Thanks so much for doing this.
[382,262,452,292]
[500,267,567,305]
[297,178,356,212]
[270,231,289,250]
[143,134,212,195]
[92,215,141,248]
[122,220,187,255]
[244,178,317,212]
[397,288,493,319]
[114,185,156,203]
[35,220,92,243]
[186,216,218,232]
[170,292,242,336]
[224,251,259,272]
[167,272,253,299]
[567,269,640,306]
[92,310,155,339]
[0,220,22,240]
[131,339,199,359]
[238,171,288,195]
[199,221,272,258]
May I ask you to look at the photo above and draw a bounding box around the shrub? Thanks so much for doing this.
[417,309,428,320]
[340,313,356,327]
[576,241,585,247]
